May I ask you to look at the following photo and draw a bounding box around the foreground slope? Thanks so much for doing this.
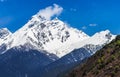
[65,35,120,77]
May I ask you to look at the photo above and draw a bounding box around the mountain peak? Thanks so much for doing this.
[94,30,110,35]
[99,29,110,35]
[34,14,46,21]
[54,17,59,20]
[93,30,114,39]
[0,28,12,39]
[2,14,89,57]
[0,28,10,32]
[104,29,110,33]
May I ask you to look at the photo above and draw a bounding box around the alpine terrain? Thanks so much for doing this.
[0,7,116,77]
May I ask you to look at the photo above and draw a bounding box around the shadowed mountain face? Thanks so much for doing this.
[0,46,58,77]
[65,35,120,77]
[40,48,90,77]
[0,44,102,77]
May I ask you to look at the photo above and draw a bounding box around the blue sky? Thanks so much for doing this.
[0,0,120,35]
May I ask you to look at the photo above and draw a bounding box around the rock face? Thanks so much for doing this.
[0,28,12,45]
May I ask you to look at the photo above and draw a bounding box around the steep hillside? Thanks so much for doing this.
[65,35,120,77]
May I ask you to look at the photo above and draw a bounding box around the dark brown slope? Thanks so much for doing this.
[65,35,120,77]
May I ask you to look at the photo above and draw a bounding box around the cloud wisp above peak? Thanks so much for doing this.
[81,23,98,30]
[38,4,63,20]
[89,23,98,27]
[70,8,77,12]
[0,16,13,26]
[82,26,87,30]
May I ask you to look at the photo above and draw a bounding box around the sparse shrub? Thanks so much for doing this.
[97,56,104,64]
[118,51,120,58]
[82,71,87,76]
[116,40,120,45]
[97,59,101,64]
[71,73,76,77]
[93,70,99,75]
[107,50,110,53]
[111,55,116,60]
[106,55,115,64]
[111,71,116,77]
[114,65,120,73]
[98,63,105,70]
[107,58,112,64]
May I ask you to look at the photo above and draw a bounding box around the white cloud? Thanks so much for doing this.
[38,4,63,20]
[89,23,98,27]
[70,8,77,12]
[82,26,87,30]
[0,16,13,26]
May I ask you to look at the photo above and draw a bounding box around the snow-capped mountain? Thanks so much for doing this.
[1,13,89,57]
[0,10,116,58]
[82,30,116,54]
[39,30,116,77]
[57,30,116,55]
[0,8,117,77]
[0,28,12,45]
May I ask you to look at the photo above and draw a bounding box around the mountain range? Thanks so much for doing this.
[0,10,116,77]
